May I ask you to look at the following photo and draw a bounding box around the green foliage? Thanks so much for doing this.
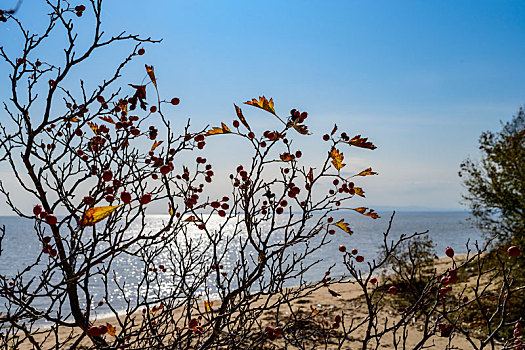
[460,107,525,248]
[380,234,437,303]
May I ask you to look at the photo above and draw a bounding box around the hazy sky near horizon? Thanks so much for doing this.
[0,0,524,214]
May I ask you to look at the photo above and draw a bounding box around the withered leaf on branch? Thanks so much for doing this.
[354,167,378,177]
[352,207,380,219]
[329,148,346,171]
[234,104,251,131]
[151,140,163,151]
[332,219,353,234]
[79,205,121,226]
[145,64,157,88]
[206,123,232,136]
[244,96,277,116]
[348,135,377,150]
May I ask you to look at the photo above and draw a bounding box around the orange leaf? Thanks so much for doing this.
[348,135,377,150]
[68,117,80,122]
[206,123,231,136]
[355,167,378,177]
[332,219,353,235]
[234,104,251,131]
[329,148,346,171]
[99,116,115,124]
[79,205,121,226]
[307,168,314,183]
[352,207,380,219]
[244,96,277,116]
[150,304,163,314]
[88,122,98,135]
[331,124,338,136]
[106,323,116,336]
[204,301,213,312]
[168,203,174,216]
[280,153,293,162]
[145,64,157,88]
[183,215,199,222]
[151,140,163,152]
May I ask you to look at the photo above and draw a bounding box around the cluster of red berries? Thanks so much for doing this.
[331,314,342,329]
[193,134,206,149]
[265,326,283,340]
[287,182,301,198]
[33,205,57,226]
[209,196,229,217]
[289,108,308,124]
[74,4,86,17]
[41,236,57,258]
[87,325,107,337]
[148,125,158,140]
[0,10,7,22]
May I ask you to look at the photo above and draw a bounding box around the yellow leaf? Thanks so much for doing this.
[204,301,213,312]
[183,215,199,222]
[244,96,277,116]
[258,252,265,262]
[234,104,251,131]
[168,203,174,216]
[332,219,353,235]
[355,167,378,177]
[68,117,80,122]
[145,64,157,88]
[348,135,377,150]
[106,323,116,336]
[79,205,121,226]
[329,148,346,171]
[307,168,314,183]
[206,123,232,136]
[151,140,163,152]
[88,122,98,135]
[100,116,115,124]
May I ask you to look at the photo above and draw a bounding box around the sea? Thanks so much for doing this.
[0,211,483,325]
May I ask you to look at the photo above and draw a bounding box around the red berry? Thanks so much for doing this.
[33,205,42,215]
[140,193,152,205]
[339,245,346,252]
[102,170,113,182]
[105,194,114,202]
[356,255,364,263]
[160,165,170,175]
[138,48,145,55]
[507,246,521,257]
[121,191,131,204]
[445,247,454,258]
[247,132,255,139]
[351,248,358,255]
[276,207,283,214]
[150,106,157,113]
[295,150,302,158]
[233,120,240,128]
[328,229,335,235]
[388,286,398,294]
[370,277,377,284]
[323,134,330,141]
[98,301,104,307]
[171,97,180,105]
[46,214,57,226]
[335,315,342,323]
[280,200,288,207]
[218,210,226,217]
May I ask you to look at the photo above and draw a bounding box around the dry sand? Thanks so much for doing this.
[13,255,496,349]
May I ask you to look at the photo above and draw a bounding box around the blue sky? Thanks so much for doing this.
[0,0,524,213]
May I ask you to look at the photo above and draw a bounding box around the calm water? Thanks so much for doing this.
[0,212,482,324]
